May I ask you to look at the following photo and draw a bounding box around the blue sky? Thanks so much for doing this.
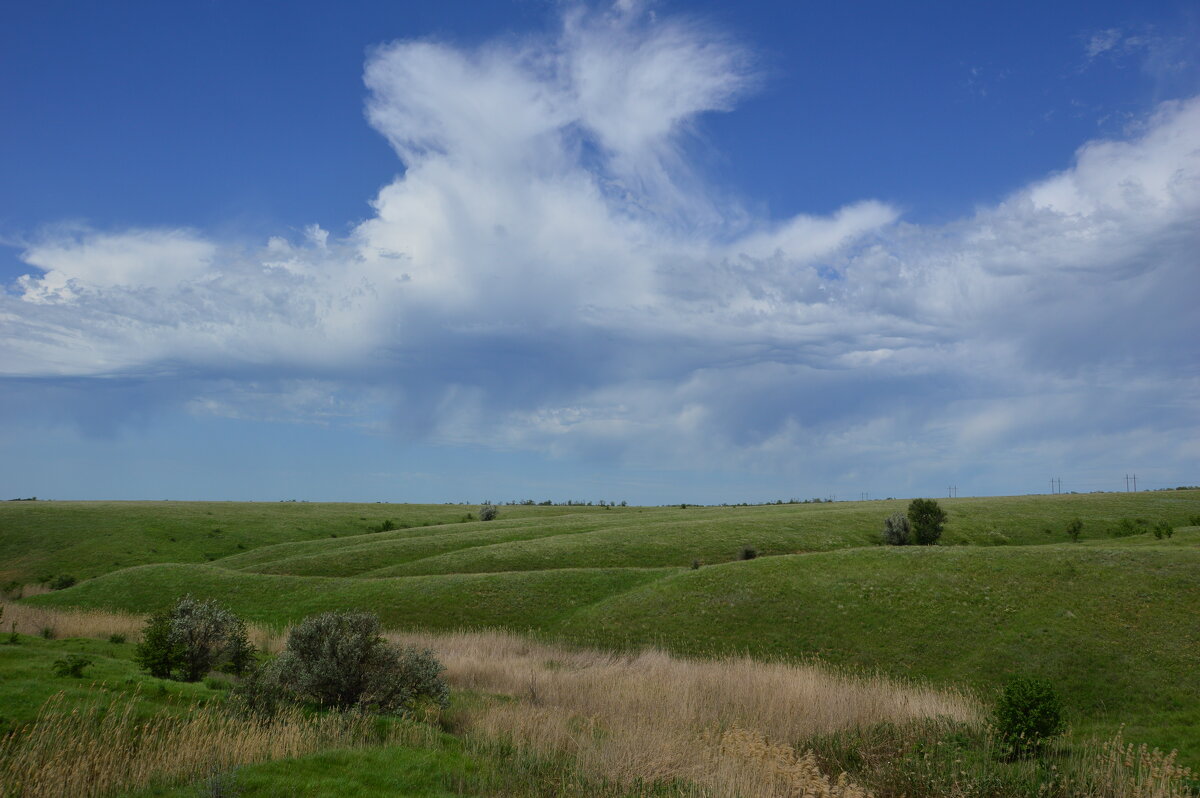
[2,0,1197,503]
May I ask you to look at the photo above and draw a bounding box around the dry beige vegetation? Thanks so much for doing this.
[397,629,975,797]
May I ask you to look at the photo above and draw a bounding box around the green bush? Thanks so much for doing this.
[1065,517,1083,543]
[1114,518,1149,537]
[52,653,93,678]
[479,504,499,521]
[907,499,947,545]
[135,595,255,682]
[738,545,758,560]
[108,633,127,644]
[48,574,77,590]
[881,512,911,545]
[1153,521,1173,540]
[268,611,448,714]
[992,676,1065,759]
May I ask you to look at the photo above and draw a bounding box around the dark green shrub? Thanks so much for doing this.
[1153,521,1173,540]
[52,654,93,678]
[690,559,702,570]
[738,545,758,560]
[269,611,448,714]
[48,574,77,590]
[230,661,291,720]
[479,504,499,521]
[1065,517,1083,542]
[135,595,255,682]
[907,499,947,545]
[992,676,1065,759]
[40,626,54,639]
[881,512,911,545]
[108,633,127,644]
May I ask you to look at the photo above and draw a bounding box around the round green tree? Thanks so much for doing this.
[907,498,947,545]
[992,676,1066,759]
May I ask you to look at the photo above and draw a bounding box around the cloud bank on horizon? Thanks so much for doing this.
[2,3,1198,494]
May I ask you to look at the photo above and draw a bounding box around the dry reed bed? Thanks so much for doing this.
[392,629,979,796]
[0,602,287,652]
[0,690,420,798]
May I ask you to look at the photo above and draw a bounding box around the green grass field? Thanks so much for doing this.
[6,490,1200,771]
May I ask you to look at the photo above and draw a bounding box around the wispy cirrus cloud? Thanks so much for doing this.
[2,3,1197,491]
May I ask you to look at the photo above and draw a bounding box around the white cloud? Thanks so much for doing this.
[1,3,1198,489]
[17,229,216,302]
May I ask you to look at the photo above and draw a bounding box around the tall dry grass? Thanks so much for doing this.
[0,601,287,651]
[392,629,979,797]
[0,690,421,798]
[0,602,143,642]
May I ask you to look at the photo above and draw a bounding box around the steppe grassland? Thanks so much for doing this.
[3,491,1200,792]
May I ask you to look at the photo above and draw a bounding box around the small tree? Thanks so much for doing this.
[135,595,255,682]
[272,611,448,714]
[1065,517,1083,543]
[479,503,499,521]
[882,512,911,545]
[992,676,1065,759]
[907,498,947,545]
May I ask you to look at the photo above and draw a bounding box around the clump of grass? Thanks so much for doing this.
[0,690,412,798]
[50,654,93,678]
[804,719,1195,798]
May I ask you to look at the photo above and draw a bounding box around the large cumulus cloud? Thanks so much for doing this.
[2,3,1197,490]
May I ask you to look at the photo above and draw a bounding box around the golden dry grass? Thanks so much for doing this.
[1068,731,1196,798]
[0,601,143,641]
[0,601,287,651]
[392,628,979,797]
[0,690,423,798]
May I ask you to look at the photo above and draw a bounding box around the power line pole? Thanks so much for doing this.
[1125,474,1130,492]
[1132,474,1137,492]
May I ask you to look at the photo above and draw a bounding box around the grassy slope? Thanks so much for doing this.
[225,514,629,577]
[32,563,673,631]
[184,492,1200,578]
[0,500,605,584]
[0,635,229,733]
[557,534,1200,759]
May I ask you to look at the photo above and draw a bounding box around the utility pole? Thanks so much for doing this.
[1132,474,1137,492]
[1125,474,1130,492]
